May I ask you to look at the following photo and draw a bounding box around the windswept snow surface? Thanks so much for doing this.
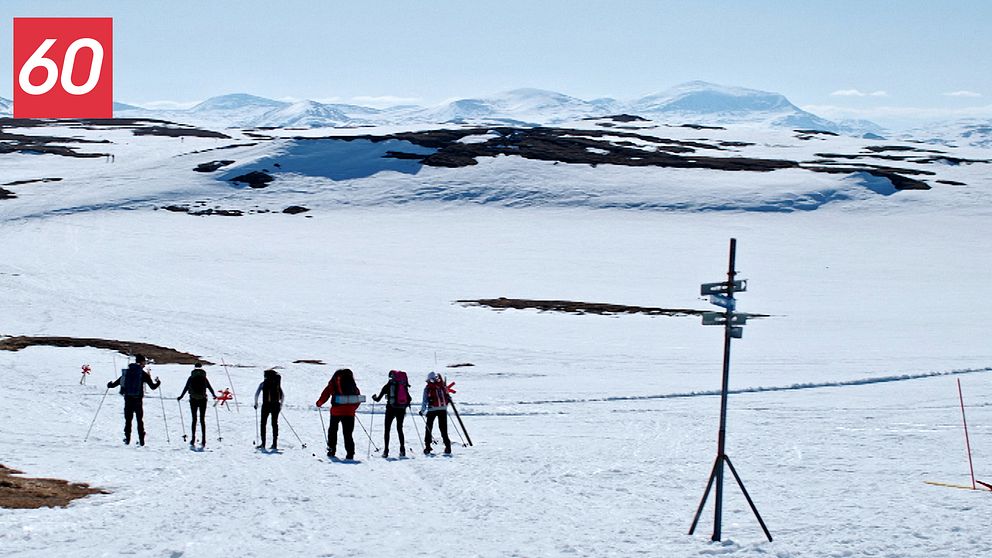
[1,118,992,557]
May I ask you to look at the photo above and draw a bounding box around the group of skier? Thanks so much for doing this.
[105,355,458,459]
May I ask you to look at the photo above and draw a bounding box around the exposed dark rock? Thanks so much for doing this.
[936,179,967,186]
[185,143,258,155]
[0,187,15,200]
[282,205,310,215]
[862,145,943,153]
[795,129,839,136]
[719,141,754,147]
[229,171,274,188]
[130,126,229,139]
[459,297,707,317]
[802,166,931,190]
[583,114,649,123]
[3,177,62,186]
[383,150,429,160]
[0,335,209,365]
[677,123,726,130]
[193,208,243,217]
[162,205,189,213]
[194,160,235,172]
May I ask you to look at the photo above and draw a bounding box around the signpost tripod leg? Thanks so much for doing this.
[724,455,773,542]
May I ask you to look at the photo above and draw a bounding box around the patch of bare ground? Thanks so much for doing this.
[0,464,106,509]
[0,335,208,365]
[458,297,712,317]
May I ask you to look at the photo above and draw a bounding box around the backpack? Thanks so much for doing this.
[426,382,448,409]
[388,370,411,407]
[122,364,144,396]
[263,373,282,404]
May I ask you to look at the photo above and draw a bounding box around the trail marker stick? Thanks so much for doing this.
[958,378,976,490]
[221,358,239,413]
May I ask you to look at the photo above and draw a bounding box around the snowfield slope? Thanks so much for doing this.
[1,116,991,558]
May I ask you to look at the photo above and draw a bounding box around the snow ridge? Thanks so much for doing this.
[510,366,992,406]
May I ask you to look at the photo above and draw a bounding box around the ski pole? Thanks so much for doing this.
[412,408,438,446]
[254,405,260,447]
[356,414,380,453]
[178,398,187,443]
[448,407,468,447]
[84,385,111,442]
[282,412,307,449]
[319,406,328,449]
[214,403,223,442]
[368,401,376,459]
[403,405,427,456]
[221,358,240,413]
[157,379,171,443]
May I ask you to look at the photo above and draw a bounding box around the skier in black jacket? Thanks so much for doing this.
[177,362,217,447]
[107,354,161,446]
[371,370,412,458]
[254,369,284,450]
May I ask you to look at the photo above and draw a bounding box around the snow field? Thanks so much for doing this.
[1,205,991,556]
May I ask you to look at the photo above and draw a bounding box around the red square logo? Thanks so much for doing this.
[13,18,113,118]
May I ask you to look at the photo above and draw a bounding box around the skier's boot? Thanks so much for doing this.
[400,447,406,457]
[382,448,389,458]
[424,444,432,455]
[444,442,452,455]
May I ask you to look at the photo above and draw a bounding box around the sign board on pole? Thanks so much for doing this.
[729,327,743,339]
[700,280,747,296]
[701,312,749,326]
[708,294,736,310]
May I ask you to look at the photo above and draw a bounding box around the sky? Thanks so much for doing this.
[1,0,991,127]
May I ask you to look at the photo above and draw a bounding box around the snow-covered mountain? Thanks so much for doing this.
[630,81,838,131]
[904,118,992,148]
[0,97,12,116]
[250,100,353,128]
[414,88,608,125]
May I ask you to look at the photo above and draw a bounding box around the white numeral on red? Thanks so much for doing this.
[18,37,105,96]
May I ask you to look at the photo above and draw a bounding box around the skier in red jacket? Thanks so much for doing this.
[316,368,363,460]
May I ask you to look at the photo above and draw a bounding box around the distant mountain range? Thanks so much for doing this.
[106,82,889,136]
[0,82,989,147]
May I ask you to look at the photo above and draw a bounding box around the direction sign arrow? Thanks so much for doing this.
[700,280,747,296]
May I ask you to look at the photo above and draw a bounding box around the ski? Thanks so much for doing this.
[924,480,992,491]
